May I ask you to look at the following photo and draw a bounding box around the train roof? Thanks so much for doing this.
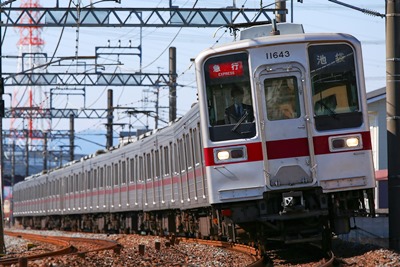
[19,101,200,182]
[195,23,361,63]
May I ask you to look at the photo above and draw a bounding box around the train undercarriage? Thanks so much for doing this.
[14,187,375,253]
[217,187,376,251]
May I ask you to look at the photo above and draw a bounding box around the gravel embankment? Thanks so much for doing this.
[3,230,400,266]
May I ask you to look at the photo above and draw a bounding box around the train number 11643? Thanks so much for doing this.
[266,51,290,59]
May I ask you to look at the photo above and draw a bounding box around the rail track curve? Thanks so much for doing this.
[2,230,334,266]
[2,230,120,266]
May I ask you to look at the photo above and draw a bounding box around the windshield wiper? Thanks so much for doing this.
[231,110,250,134]
[319,101,337,118]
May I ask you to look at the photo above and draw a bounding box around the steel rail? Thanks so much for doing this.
[1,231,74,265]
[2,231,120,266]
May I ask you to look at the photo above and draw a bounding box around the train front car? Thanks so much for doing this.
[195,24,375,249]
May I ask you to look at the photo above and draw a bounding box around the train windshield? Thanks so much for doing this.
[203,52,256,142]
[308,44,362,131]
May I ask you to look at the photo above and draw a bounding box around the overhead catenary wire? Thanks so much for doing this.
[4,0,385,155]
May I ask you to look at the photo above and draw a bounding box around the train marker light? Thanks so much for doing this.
[332,139,345,149]
[214,146,247,163]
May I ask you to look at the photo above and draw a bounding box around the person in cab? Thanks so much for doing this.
[225,85,254,124]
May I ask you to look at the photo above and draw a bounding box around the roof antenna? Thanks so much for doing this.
[270,19,280,35]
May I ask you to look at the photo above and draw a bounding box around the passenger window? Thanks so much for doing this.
[93,169,98,189]
[155,150,160,178]
[114,163,119,186]
[130,158,135,183]
[265,76,300,121]
[138,156,143,182]
[164,146,170,176]
[122,160,127,184]
[100,167,104,188]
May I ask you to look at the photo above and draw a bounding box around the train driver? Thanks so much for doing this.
[278,95,297,119]
[224,85,254,124]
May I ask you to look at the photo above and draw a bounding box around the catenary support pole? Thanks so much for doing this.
[70,114,74,161]
[43,132,47,170]
[106,89,113,149]
[0,6,5,254]
[386,0,400,252]
[275,0,286,23]
[169,47,177,122]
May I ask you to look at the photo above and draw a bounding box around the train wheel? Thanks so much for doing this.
[321,219,332,252]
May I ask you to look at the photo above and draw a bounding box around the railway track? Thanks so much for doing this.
[2,230,334,266]
[164,236,335,267]
[2,230,120,266]
[3,230,259,266]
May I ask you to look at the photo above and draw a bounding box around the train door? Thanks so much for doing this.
[256,63,315,189]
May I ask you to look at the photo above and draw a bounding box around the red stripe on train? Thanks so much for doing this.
[204,131,372,166]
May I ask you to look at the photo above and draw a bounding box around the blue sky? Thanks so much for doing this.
[1,0,386,154]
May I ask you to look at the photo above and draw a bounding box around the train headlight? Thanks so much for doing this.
[346,137,359,148]
[214,146,247,163]
[217,151,230,160]
[329,134,362,152]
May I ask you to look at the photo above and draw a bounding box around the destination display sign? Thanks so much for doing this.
[309,44,354,74]
[208,61,244,79]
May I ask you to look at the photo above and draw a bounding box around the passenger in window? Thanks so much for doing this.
[279,96,297,119]
[266,84,297,120]
[224,85,254,124]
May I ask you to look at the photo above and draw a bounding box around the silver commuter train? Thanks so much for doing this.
[13,23,375,250]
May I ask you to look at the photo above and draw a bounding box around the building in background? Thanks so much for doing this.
[367,87,388,213]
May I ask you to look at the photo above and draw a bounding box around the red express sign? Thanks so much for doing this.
[208,61,243,79]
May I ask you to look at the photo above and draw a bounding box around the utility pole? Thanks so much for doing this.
[154,66,162,129]
[69,114,74,161]
[43,132,48,170]
[106,89,113,149]
[154,85,160,129]
[386,0,400,252]
[169,47,177,122]
[10,140,15,226]
[25,130,29,177]
[0,4,5,254]
[275,0,286,23]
